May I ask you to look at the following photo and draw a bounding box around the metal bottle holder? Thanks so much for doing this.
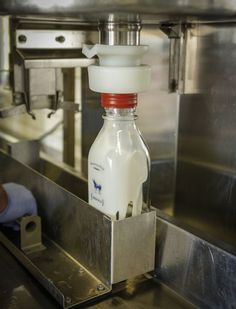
[0,151,156,308]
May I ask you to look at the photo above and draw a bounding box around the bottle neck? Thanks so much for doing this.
[104,107,137,121]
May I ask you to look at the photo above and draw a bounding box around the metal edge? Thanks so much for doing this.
[0,231,66,307]
[111,210,156,284]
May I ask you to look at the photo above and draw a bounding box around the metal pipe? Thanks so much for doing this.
[99,21,141,45]
[0,16,10,87]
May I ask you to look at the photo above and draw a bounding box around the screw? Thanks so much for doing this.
[97,284,105,292]
[153,273,158,278]
[78,267,84,274]
[65,296,72,304]
[18,35,27,43]
[55,35,65,43]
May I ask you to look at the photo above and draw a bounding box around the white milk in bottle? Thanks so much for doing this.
[88,93,150,220]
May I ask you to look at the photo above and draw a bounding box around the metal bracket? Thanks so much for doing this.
[16,29,86,50]
[160,23,188,93]
[8,27,95,119]
[160,23,183,39]
[47,90,63,118]
[18,215,45,255]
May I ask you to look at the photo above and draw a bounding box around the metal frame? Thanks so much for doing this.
[0,151,156,307]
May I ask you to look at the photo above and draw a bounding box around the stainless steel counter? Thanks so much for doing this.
[0,243,194,309]
[0,0,235,22]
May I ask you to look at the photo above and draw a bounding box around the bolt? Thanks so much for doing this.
[153,273,158,278]
[97,284,105,292]
[55,35,65,43]
[78,267,84,274]
[65,296,72,304]
[18,35,27,43]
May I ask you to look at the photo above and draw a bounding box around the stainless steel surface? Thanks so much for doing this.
[8,140,40,169]
[24,58,95,69]
[29,68,62,96]
[0,243,57,309]
[112,211,156,284]
[39,154,88,202]
[19,215,45,254]
[16,29,85,49]
[167,30,182,92]
[0,1,235,21]
[155,211,236,308]
[160,23,187,93]
[0,150,112,287]
[175,23,236,248]
[13,59,64,115]
[0,231,109,308]
[0,151,156,285]
[0,244,194,309]
[0,16,10,87]
[99,21,141,45]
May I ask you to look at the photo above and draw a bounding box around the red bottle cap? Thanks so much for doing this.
[101,93,137,109]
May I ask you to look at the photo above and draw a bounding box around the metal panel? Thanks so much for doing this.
[176,23,236,249]
[0,151,156,288]
[0,232,109,308]
[0,150,112,286]
[112,211,156,284]
[175,159,236,247]
[24,58,95,69]
[16,30,85,49]
[0,16,10,86]
[0,244,194,309]
[154,211,236,308]
[29,68,56,96]
[8,139,40,169]
[0,1,235,21]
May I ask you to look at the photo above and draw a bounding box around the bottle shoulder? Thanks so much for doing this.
[89,129,148,155]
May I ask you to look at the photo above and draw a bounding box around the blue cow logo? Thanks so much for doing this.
[93,179,102,194]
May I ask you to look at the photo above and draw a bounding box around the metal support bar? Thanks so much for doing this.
[0,16,10,87]
[63,68,75,167]
[24,58,95,69]
[16,29,86,49]
[160,23,188,93]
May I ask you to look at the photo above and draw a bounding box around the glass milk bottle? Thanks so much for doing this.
[88,93,150,220]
